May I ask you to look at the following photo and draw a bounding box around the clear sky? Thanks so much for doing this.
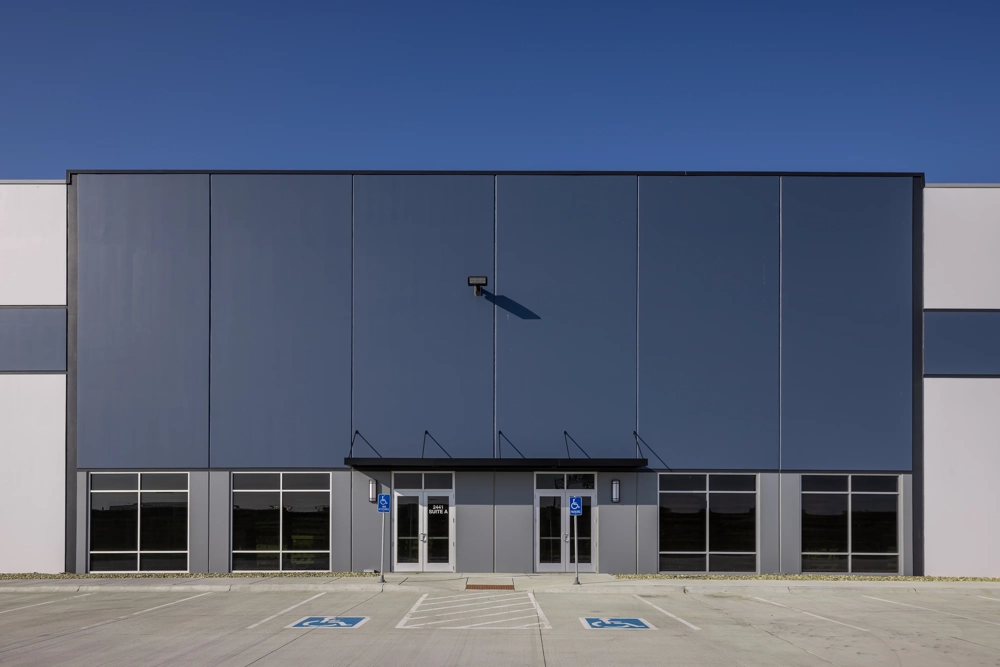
[1,0,998,181]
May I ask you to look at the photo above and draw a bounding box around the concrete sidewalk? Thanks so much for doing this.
[4,573,1000,595]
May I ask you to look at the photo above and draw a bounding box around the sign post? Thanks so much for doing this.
[569,496,582,586]
[377,493,390,583]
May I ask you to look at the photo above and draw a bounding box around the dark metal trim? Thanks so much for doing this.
[911,174,925,576]
[344,457,649,471]
[924,308,1000,313]
[924,373,1000,379]
[66,170,925,183]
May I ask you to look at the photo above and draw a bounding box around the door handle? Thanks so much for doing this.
[563,533,569,542]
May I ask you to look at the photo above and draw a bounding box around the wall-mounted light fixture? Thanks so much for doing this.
[369,479,377,503]
[612,479,621,504]
[468,275,487,297]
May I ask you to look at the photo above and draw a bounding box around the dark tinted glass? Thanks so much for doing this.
[709,494,756,552]
[91,474,138,491]
[140,473,188,490]
[801,494,848,552]
[659,554,706,572]
[660,475,706,491]
[140,553,187,571]
[90,553,137,572]
[710,554,756,572]
[282,492,330,551]
[232,492,280,550]
[282,553,330,571]
[232,552,279,571]
[90,492,138,550]
[851,476,898,493]
[802,554,848,572]
[282,473,330,490]
[424,473,453,490]
[566,474,595,489]
[140,492,187,551]
[396,495,420,563]
[851,494,898,553]
[852,555,898,573]
[709,475,756,492]
[232,473,280,490]
[394,473,422,489]
[659,493,706,552]
[538,496,562,563]
[802,475,848,492]
[536,474,564,490]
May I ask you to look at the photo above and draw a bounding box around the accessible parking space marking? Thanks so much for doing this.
[247,592,327,629]
[863,595,1000,627]
[397,591,551,629]
[0,594,91,616]
[749,596,869,632]
[633,595,700,630]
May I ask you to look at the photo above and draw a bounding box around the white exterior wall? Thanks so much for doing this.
[924,379,1000,576]
[0,182,66,305]
[923,185,1000,576]
[0,375,66,573]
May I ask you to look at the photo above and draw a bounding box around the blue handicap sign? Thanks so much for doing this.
[287,616,370,629]
[569,496,583,516]
[581,617,654,630]
[377,493,391,513]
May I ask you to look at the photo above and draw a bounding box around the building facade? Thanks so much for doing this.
[0,171,995,576]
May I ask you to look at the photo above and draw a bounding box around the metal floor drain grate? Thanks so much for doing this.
[465,584,515,590]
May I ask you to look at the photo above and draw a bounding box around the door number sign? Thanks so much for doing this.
[287,616,370,629]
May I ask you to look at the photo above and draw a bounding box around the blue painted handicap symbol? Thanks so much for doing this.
[377,493,391,513]
[569,496,583,516]
[287,616,370,629]
[580,617,655,630]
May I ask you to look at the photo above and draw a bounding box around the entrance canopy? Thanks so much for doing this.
[344,457,649,471]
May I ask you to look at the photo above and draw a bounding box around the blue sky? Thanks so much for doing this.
[1,0,998,180]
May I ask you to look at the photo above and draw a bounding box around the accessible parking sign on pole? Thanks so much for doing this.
[377,493,390,583]
[569,496,582,586]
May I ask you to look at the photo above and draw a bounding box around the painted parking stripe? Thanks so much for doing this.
[453,614,540,629]
[0,594,91,616]
[633,595,701,630]
[977,596,1000,603]
[398,591,550,630]
[395,593,429,629]
[409,601,535,620]
[81,592,214,630]
[247,592,327,629]
[749,596,869,632]
[527,592,550,629]
[419,592,525,607]
[863,595,1000,627]
[415,594,528,612]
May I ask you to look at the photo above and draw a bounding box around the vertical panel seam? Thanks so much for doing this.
[778,176,783,570]
[351,175,355,572]
[207,175,212,469]
[636,176,640,438]
[493,175,498,459]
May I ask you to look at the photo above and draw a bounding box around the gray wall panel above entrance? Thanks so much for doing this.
[598,472,636,574]
[456,472,494,572]
[352,470,390,573]
[494,471,533,572]
[207,471,230,574]
[636,471,658,574]
[353,175,495,459]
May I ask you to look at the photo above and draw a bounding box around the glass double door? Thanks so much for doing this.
[393,490,455,572]
[534,490,596,573]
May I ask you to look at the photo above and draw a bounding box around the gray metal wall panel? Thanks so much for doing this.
[758,473,780,574]
[779,474,801,574]
[352,470,390,572]
[924,188,1000,309]
[189,471,209,574]
[0,308,66,371]
[456,472,495,572]
[210,175,352,467]
[494,472,533,573]
[76,174,210,468]
[781,177,913,470]
[76,471,87,574]
[636,471,659,574]
[638,177,779,469]
[354,176,495,458]
[597,472,636,574]
[902,474,913,576]
[331,470,352,572]
[925,311,1000,376]
[496,176,636,458]
[208,471,231,574]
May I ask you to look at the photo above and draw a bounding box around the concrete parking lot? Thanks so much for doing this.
[2,582,1000,666]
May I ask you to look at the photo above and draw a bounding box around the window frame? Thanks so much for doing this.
[231,471,333,573]
[88,471,190,574]
[800,473,901,574]
[657,472,758,574]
